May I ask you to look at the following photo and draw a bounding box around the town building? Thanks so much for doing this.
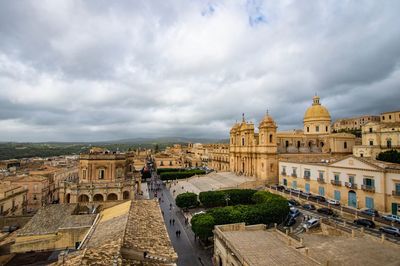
[279,155,400,215]
[229,96,356,183]
[333,115,380,131]
[380,110,400,123]
[0,181,28,216]
[59,148,142,204]
[209,144,230,171]
[353,120,400,158]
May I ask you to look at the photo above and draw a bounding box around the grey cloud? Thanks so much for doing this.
[0,1,400,142]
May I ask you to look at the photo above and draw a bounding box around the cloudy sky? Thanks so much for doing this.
[1,1,400,142]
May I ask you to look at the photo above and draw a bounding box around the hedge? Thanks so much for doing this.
[175,192,199,209]
[191,191,289,240]
[199,189,257,208]
[156,168,183,175]
[159,170,206,181]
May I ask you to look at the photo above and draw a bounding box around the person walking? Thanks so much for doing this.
[175,230,178,237]
[172,219,175,226]
[169,219,172,226]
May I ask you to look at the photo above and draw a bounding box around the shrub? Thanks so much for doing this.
[199,189,257,208]
[156,168,183,175]
[377,150,400,164]
[175,192,199,209]
[159,170,206,181]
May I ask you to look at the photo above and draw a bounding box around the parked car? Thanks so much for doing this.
[379,226,400,237]
[311,195,326,202]
[1,225,19,233]
[361,208,380,217]
[302,203,316,210]
[288,199,300,207]
[317,207,335,216]
[289,207,301,218]
[270,184,285,191]
[284,216,297,227]
[326,199,340,206]
[382,214,400,223]
[303,218,320,229]
[288,188,302,194]
[301,192,312,198]
[353,218,376,228]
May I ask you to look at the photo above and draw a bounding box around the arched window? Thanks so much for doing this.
[242,138,245,146]
[269,134,273,143]
[344,142,347,149]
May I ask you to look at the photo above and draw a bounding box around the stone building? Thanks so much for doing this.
[279,155,400,215]
[59,149,141,204]
[0,181,28,216]
[380,110,400,123]
[353,121,400,158]
[209,144,230,171]
[333,115,380,131]
[229,96,355,183]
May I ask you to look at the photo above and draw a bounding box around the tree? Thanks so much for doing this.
[377,150,400,164]
[154,144,160,153]
[175,192,199,209]
[191,213,215,240]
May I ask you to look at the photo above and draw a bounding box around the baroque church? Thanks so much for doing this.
[229,95,355,183]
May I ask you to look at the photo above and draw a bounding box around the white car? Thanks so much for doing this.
[327,199,340,206]
[382,214,400,223]
[303,218,320,229]
[289,207,301,218]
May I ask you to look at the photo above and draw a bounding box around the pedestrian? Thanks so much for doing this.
[169,219,172,225]
[172,219,175,225]
[178,230,181,236]
[175,230,178,237]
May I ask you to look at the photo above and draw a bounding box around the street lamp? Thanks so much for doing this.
[225,194,230,206]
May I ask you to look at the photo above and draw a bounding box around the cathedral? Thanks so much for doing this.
[229,96,355,183]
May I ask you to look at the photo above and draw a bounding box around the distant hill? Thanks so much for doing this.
[102,137,229,145]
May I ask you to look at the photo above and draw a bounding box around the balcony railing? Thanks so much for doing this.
[291,173,297,178]
[345,182,357,189]
[330,180,342,186]
[361,185,375,193]
[281,172,287,176]
[317,178,325,184]
[304,176,310,180]
[392,190,400,197]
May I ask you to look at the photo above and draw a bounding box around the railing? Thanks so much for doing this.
[392,190,400,197]
[330,180,342,186]
[361,185,375,193]
[281,172,287,176]
[304,176,310,180]
[344,182,357,189]
[317,178,325,183]
[291,173,297,178]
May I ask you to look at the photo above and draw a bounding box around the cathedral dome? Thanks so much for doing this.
[259,113,276,128]
[303,96,331,122]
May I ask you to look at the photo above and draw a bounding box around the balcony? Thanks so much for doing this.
[281,172,287,176]
[345,182,357,189]
[304,176,310,181]
[392,190,400,197]
[330,180,342,186]
[317,178,326,184]
[361,185,375,193]
[291,173,297,178]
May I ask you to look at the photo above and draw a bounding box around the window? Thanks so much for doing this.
[305,183,310,192]
[334,174,340,181]
[82,169,87,179]
[304,169,311,178]
[98,169,105,179]
[269,134,273,143]
[326,126,328,132]
[307,127,309,133]
[369,128,372,133]
[348,175,355,184]
[0,205,3,215]
[319,171,324,179]
[242,138,245,146]
[395,183,400,193]
[387,140,392,148]
[382,116,385,120]
[285,140,289,147]
[363,178,374,187]
[291,167,297,177]
[33,195,37,200]
[344,142,347,149]
[389,115,392,119]
[281,166,286,175]
[369,140,374,146]
[316,125,320,132]
[365,197,374,209]
[292,180,297,189]
[334,190,341,201]
[319,186,325,196]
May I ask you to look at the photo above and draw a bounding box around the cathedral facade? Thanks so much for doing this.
[229,96,355,184]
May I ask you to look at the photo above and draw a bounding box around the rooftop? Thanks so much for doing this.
[18,204,95,236]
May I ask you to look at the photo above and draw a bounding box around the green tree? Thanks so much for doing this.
[175,192,199,209]
[191,213,215,240]
[377,149,400,164]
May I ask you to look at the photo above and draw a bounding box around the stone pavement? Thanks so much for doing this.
[152,183,213,266]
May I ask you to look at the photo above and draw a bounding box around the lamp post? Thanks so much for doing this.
[225,194,230,206]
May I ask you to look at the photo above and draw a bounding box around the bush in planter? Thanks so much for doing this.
[199,191,226,208]
[159,170,206,181]
[175,192,199,209]
[199,189,257,208]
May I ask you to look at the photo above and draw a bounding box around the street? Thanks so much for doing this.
[149,174,212,266]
